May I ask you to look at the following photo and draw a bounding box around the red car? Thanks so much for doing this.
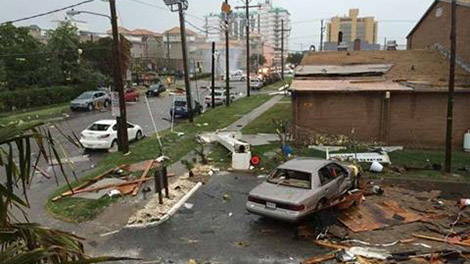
[125,88,140,102]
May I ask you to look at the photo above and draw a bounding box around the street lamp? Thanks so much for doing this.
[162,0,194,122]
[67,1,130,153]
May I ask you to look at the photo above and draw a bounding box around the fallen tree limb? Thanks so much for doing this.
[302,253,335,264]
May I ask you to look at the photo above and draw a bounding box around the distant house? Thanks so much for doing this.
[407,0,470,68]
[290,50,470,149]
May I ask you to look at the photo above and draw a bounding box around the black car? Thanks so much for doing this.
[146,84,167,97]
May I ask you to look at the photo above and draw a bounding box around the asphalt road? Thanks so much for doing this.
[4,80,252,228]
[95,172,324,264]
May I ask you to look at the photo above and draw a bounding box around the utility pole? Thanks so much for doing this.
[109,0,129,153]
[178,1,194,122]
[445,0,457,173]
[224,0,230,107]
[211,42,216,108]
[281,19,284,81]
[235,2,261,97]
[166,33,170,68]
[320,19,325,51]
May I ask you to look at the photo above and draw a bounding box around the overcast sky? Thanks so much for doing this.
[1,0,433,50]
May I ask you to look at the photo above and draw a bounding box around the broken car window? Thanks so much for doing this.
[267,169,311,189]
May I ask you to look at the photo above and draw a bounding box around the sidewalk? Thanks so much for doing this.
[225,95,282,131]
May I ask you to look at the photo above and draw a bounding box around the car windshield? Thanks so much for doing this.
[214,92,223,96]
[174,100,187,107]
[88,123,110,131]
[77,92,94,100]
[267,169,311,189]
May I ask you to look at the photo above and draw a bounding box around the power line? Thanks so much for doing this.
[124,0,205,21]
[1,0,95,25]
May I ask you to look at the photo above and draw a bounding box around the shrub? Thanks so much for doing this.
[0,85,91,112]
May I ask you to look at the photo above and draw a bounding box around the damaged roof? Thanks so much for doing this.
[298,50,470,86]
[290,80,414,93]
[295,64,393,77]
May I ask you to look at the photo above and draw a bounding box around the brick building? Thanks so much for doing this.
[407,0,470,67]
[290,50,470,149]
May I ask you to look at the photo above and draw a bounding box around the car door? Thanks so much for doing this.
[327,163,349,196]
[317,165,338,200]
[126,122,137,140]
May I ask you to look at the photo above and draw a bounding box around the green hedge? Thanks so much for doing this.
[0,86,91,112]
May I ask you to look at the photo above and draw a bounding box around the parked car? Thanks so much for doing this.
[231,70,247,82]
[204,90,235,107]
[125,88,140,102]
[246,158,357,222]
[250,78,264,90]
[169,96,203,118]
[79,119,143,151]
[146,83,167,97]
[70,91,110,111]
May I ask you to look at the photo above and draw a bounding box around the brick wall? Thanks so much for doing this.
[407,1,470,65]
[293,91,470,149]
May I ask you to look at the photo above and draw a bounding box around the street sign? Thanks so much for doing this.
[111,92,120,117]
[221,2,231,14]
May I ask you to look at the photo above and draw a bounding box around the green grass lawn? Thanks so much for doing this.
[241,100,292,134]
[263,76,293,91]
[0,103,69,125]
[47,94,271,222]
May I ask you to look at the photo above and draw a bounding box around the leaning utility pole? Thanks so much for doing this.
[235,1,261,98]
[109,0,129,153]
[223,0,231,107]
[178,1,194,122]
[281,19,285,81]
[445,0,457,173]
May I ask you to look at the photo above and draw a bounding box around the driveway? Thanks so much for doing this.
[94,172,323,263]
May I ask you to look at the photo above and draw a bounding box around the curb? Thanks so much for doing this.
[124,182,203,229]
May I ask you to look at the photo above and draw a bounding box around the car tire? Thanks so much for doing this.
[109,139,118,153]
[315,198,327,211]
[87,104,94,111]
[240,77,245,82]
[135,130,143,141]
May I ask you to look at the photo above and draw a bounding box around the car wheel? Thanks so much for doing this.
[135,130,143,141]
[315,198,327,211]
[240,77,245,81]
[109,139,118,153]
[87,104,94,111]
[104,100,109,108]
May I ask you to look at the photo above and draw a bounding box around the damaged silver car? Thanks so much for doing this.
[246,158,358,222]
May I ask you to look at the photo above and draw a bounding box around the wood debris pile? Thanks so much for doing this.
[52,160,160,201]
[301,182,470,263]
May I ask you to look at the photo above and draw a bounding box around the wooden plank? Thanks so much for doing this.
[132,160,155,196]
[52,177,152,201]
[302,253,335,264]
[413,233,470,247]
[314,240,349,250]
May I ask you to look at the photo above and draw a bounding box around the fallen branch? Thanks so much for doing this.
[32,165,51,179]
[314,240,350,250]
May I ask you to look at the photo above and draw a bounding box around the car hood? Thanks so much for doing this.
[71,99,91,104]
[249,181,312,204]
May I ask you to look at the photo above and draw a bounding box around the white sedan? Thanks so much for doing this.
[80,120,143,151]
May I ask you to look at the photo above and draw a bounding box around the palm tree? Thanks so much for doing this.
[0,120,130,263]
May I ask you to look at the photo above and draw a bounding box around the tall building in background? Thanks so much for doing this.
[203,0,290,67]
[325,8,379,51]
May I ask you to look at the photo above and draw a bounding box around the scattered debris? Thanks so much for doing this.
[127,179,198,225]
[183,203,194,209]
[348,247,391,260]
[328,152,391,164]
[235,241,250,247]
[308,145,347,152]
[339,200,422,232]
[49,155,90,166]
[369,161,384,173]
